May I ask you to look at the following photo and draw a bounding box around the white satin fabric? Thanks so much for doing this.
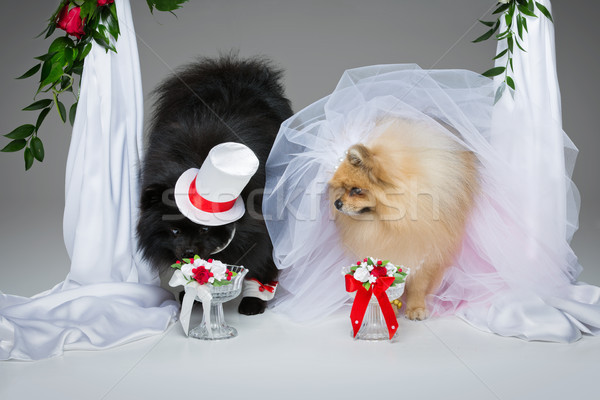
[0,0,178,361]
[264,0,600,342]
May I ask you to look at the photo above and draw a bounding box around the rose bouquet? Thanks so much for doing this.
[169,256,237,288]
[342,257,408,291]
[343,257,409,340]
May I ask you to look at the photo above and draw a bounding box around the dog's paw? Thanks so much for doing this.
[405,307,429,321]
[238,297,267,315]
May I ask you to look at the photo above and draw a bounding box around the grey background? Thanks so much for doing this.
[0,0,598,296]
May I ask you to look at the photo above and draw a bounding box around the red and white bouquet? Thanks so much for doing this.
[342,257,407,291]
[170,256,237,288]
[343,257,409,340]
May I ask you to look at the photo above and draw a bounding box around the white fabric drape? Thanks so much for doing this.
[0,0,178,361]
[264,0,600,342]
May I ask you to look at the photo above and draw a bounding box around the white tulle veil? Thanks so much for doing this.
[264,1,600,342]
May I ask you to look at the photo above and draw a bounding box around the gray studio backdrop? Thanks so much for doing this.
[1,0,598,297]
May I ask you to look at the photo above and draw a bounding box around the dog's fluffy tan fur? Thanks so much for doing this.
[329,119,478,320]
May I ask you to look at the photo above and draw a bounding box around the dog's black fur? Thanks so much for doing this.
[137,56,293,315]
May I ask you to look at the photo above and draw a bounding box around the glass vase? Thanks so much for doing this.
[352,282,405,341]
[188,265,248,340]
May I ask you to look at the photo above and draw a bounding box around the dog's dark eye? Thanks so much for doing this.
[350,187,362,196]
[170,228,181,237]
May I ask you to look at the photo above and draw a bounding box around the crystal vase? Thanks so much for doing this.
[189,266,248,340]
[352,282,405,341]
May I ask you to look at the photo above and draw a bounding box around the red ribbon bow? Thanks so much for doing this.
[345,275,398,339]
[248,278,278,293]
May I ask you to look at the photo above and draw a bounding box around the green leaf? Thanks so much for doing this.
[522,15,528,32]
[518,4,538,17]
[80,1,97,21]
[517,15,524,40]
[24,147,34,170]
[44,23,56,39]
[527,0,535,12]
[16,64,41,80]
[23,99,53,111]
[493,3,510,14]
[182,258,191,264]
[472,28,496,43]
[69,102,78,126]
[510,57,514,72]
[1,139,27,152]
[478,20,496,27]
[494,83,507,104]
[30,137,45,162]
[80,42,93,61]
[147,0,188,13]
[535,2,553,22]
[34,52,58,62]
[170,263,181,269]
[57,100,67,123]
[92,31,116,53]
[4,124,35,139]
[506,76,516,91]
[507,35,514,53]
[109,2,118,20]
[482,66,506,77]
[36,108,51,130]
[364,282,371,291]
[48,36,75,55]
[505,12,512,29]
[493,48,509,60]
[39,55,67,90]
[516,39,527,52]
[104,6,120,41]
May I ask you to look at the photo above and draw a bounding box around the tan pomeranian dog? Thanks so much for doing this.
[329,119,478,320]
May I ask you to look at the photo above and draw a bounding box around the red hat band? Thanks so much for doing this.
[188,177,237,214]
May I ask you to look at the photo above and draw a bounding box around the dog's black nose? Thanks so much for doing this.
[334,199,343,210]
[182,250,196,259]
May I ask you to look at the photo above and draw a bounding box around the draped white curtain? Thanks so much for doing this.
[0,0,178,361]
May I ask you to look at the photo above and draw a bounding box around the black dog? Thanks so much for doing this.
[137,56,293,315]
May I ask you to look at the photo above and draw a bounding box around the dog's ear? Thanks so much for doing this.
[347,144,373,168]
[140,184,169,210]
[347,143,389,185]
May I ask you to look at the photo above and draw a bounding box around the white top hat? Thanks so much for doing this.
[174,142,260,226]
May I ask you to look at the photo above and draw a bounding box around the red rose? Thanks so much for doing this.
[192,266,211,285]
[97,0,114,5]
[371,266,388,278]
[56,4,85,39]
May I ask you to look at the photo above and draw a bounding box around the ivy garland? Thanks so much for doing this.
[474,0,553,103]
[2,0,188,170]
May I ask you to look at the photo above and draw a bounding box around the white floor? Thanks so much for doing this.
[2,279,600,400]
[1,307,599,400]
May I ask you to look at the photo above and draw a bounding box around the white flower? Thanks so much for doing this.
[498,0,510,4]
[192,257,203,267]
[368,275,377,284]
[353,266,371,283]
[181,263,195,278]
[341,265,352,275]
[208,277,215,284]
[386,263,398,276]
[209,261,228,281]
